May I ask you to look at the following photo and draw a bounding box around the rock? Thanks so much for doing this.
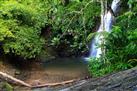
[15,70,21,75]
[2,66,137,91]
[58,67,137,91]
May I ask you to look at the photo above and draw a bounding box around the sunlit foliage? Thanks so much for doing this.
[0,0,46,58]
[88,0,137,76]
[0,0,100,58]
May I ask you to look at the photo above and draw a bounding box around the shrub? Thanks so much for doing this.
[0,0,47,59]
[88,1,137,76]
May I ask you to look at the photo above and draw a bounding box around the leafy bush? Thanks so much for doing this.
[88,58,114,77]
[47,0,100,55]
[0,0,101,58]
[88,0,137,77]
[88,21,137,77]
[0,0,46,59]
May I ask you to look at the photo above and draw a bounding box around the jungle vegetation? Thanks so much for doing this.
[0,0,137,76]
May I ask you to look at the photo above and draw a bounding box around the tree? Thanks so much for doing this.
[0,0,47,59]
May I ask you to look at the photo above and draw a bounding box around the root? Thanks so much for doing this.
[0,71,77,88]
[31,79,76,88]
[0,72,31,87]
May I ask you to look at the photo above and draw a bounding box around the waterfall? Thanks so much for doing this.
[88,0,121,58]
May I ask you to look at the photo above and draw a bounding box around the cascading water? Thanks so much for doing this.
[89,0,121,58]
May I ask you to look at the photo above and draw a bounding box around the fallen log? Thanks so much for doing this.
[0,71,78,88]
[2,66,137,91]
[0,72,31,87]
[31,79,76,88]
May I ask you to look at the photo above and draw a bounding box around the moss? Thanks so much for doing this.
[1,82,13,91]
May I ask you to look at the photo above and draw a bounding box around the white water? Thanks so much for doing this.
[88,0,121,58]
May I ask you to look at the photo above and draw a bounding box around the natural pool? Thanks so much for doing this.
[0,57,89,90]
[18,58,89,85]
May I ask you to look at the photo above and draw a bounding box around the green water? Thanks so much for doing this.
[16,58,89,84]
[0,57,89,91]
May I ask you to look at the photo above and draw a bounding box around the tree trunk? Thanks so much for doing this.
[0,71,77,88]
[0,72,31,87]
[98,0,108,57]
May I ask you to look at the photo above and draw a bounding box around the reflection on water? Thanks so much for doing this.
[0,57,89,91]
[16,58,89,85]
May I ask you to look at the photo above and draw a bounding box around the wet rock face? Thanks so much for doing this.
[57,67,137,91]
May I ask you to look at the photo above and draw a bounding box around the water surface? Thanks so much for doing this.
[17,58,89,85]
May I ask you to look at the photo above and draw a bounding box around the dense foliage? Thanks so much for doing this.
[47,0,100,56]
[0,0,100,58]
[0,0,47,58]
[0,0,137,78]
[88,0,137,77]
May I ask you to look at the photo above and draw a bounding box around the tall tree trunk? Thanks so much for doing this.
[100,0,107,57]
